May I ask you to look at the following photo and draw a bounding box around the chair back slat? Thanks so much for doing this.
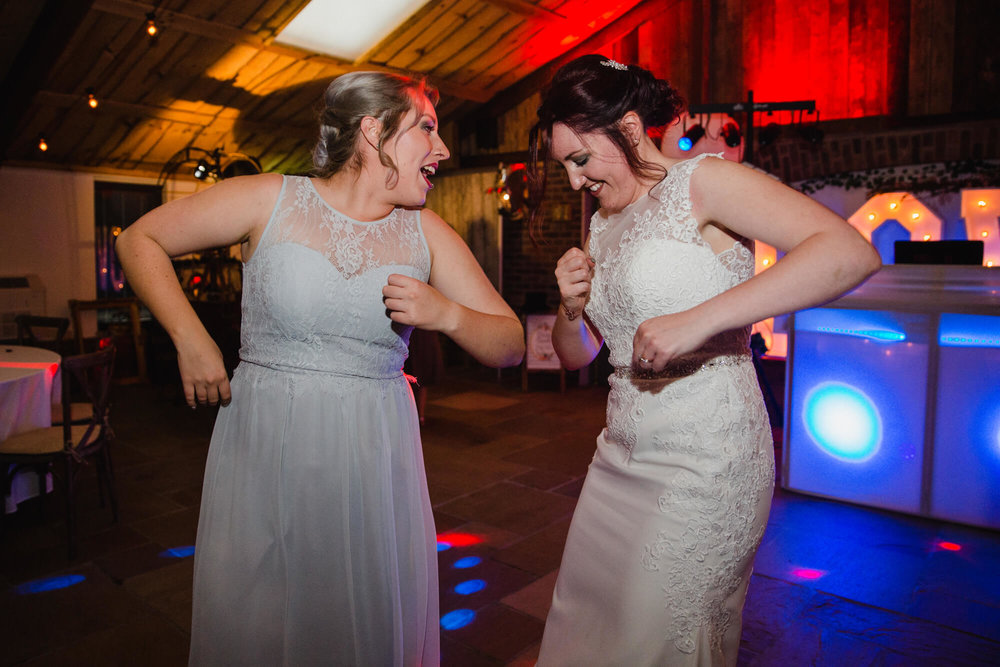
[15,315,71,352]
[60,345,116,455]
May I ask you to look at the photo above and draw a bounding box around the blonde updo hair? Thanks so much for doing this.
[312,71,440,184]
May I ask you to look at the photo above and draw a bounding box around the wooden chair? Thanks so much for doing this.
[0,345,118,559]
[14,315,71,354]
[69,298,147,383]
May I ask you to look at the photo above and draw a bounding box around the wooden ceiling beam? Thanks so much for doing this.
[34,90,318,141]
[474,0,679,121]
[482,0,566,21]
[91,0,492,102]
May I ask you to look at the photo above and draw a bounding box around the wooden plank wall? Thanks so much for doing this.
[484,0,986,156]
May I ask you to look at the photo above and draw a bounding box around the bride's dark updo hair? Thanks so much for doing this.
[312,72,439,183]
[528,55,684,228]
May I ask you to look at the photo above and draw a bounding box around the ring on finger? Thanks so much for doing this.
[638,356,651,364]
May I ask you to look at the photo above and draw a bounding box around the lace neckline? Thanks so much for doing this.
[589,153,718,240]
[303,177,397,226]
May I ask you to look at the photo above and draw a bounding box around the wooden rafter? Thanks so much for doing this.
[91,0,493,102]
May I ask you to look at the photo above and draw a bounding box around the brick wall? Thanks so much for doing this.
[752,118,1000,183]
[502,174,583,315]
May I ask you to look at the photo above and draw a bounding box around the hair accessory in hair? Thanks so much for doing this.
[599,59,628,71]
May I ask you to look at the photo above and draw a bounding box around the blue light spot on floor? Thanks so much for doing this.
[159,545,196,558]
[437,541,451,552]
[453,556,481,569]
[454,579,487,595]
[440,608,476,630]
[15,574,86,594]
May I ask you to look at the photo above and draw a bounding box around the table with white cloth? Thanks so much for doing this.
[0,345,61,513]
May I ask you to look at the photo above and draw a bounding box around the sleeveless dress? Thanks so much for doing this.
[537,154,774,666]
[189,175,439,666]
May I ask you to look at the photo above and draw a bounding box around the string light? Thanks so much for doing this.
[37,136,48,151]
[911,212,920,220]
[86,87,98,109]
[867,213,876,221]
[982,230,990,238]
[889,202,898,210]
[145,12,158,37]
[923,234,931,241]
[978,200,988,208]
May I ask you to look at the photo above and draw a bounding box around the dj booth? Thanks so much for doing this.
[782,263,1000,531]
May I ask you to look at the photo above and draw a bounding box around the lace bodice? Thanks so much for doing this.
[586,153,754,371]
[238,175,430,378]
[574,153,773,658]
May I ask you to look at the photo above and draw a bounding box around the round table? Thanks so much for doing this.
[1,345,61,512]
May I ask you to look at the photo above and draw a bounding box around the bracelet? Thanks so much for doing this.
[562,304,580,321]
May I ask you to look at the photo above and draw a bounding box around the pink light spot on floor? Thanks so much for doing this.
[791,567,826,580]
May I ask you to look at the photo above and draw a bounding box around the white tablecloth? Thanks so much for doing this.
[1,345,61,512]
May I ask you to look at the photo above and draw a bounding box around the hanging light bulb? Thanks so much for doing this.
[38,136,48,152]
[145,12,158,37]
[86,87,98,109]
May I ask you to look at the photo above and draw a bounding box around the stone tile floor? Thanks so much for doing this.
[2,363,999,666]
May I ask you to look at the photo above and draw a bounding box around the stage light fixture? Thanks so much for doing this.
[193,159,211,180]
[678,124,705,151]
[758,123,781,147]
[37,136,48,152]
[86,87,98,109]
[799,125,824,144]
[720,122,741,147]
[145,12,158,37]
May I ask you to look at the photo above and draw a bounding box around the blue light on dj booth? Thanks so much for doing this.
[796,308,907,344]
[803,382,882,461]
[939,313,1000,348]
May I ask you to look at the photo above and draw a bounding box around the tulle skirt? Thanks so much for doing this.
[189,361,439,666]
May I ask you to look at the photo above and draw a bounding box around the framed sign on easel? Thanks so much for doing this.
[522,313,565,392]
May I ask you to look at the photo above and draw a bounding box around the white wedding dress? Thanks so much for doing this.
[189,175,439,666]
[537,154,774,666]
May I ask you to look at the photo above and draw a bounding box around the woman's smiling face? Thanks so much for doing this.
[385,95,450,206]
[550,121,643,215]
